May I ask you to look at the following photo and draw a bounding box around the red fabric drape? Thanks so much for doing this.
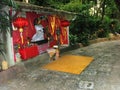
[47,15,57,47]
[47,15,69,47]
[26,12,37,39]
[60,27,69,45]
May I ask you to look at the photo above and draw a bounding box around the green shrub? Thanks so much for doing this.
[69,14,100,46]
[97,16,111,38]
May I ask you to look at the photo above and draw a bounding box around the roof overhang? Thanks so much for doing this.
[15,1,78,20]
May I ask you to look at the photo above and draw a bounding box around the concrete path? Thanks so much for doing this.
[0,40,120,90]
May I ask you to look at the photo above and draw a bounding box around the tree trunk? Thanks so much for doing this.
[101,0,106,21]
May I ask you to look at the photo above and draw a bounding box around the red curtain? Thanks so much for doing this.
[26,12,37,39]
[47,15,69,47]
[60,26,69,45]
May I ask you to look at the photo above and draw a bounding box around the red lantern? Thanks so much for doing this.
[13,17,28,28]
[13,17,28,45]
[61,20,70,27]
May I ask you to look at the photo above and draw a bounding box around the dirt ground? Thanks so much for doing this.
[0,39,120,90]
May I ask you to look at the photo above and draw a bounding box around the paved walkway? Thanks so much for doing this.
[0,40,120,90]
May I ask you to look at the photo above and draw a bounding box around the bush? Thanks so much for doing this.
[69,14,100,46]
[97,16,111,38]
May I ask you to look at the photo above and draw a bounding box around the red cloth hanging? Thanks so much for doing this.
[26,12,37,39]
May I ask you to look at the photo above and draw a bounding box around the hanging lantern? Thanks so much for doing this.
[13,17,28,44]
[13,17,28,28]
[61,20,70,27]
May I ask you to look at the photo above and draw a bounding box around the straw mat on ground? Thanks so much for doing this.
[42,55,94,74]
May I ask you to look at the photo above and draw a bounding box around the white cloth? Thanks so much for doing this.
[31,25,44,42]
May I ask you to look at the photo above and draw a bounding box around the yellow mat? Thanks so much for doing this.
[42,55,94,74]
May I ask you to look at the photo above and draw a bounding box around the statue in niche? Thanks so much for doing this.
[31,17,48,45]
